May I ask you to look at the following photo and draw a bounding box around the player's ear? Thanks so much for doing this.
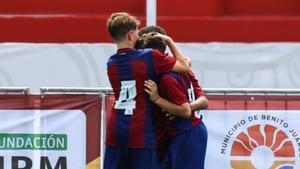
[128,31,134,40]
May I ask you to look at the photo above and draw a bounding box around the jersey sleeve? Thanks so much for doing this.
[152,49,176,75]
[186,70,205,97]
[159,74,188,105]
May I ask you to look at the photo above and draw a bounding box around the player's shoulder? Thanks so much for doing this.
[163,71,181,78]
[131,48,154,58]
[160,72,180,82]
[138,48,165,56]
[106,53,119,66]
[136,48,168,61]
[136,48,152,54]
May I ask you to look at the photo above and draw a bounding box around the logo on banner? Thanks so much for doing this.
[221,114,300,169]
[231,124,295,169]
[0,134,67,150]
[0,109,86,169]
[0,133,68,168]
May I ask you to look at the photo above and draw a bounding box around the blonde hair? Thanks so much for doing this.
[107,12,140,41]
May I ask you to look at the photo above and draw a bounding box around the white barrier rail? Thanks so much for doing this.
[0,87,298,95]
[40,87,105,94]
[0,87,30,94]
[98,88,300,95]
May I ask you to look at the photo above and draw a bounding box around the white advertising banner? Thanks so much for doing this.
[0,110,86,169]
[1,43,300,91]
[204,110,300,169]
[0,94,101,169]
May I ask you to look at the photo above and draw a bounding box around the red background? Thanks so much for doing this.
[1,0,300,42]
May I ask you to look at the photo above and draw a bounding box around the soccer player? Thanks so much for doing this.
[137,26,208,115]
[140,26,208,169]
[145,77,207,169]
[137,26,207,112]
[105,12,190,169]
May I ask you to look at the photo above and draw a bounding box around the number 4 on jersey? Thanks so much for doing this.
[114,80,137,115]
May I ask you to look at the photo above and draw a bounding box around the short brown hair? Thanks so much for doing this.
[135,33,166,54]
[107,12,140,41]
[138,26,167,36]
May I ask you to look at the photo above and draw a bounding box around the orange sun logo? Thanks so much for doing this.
[230,124,295,169]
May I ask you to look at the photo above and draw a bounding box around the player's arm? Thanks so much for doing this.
[144,80,191,119]
[187,70,208,111]
[155,33,190,73]
[190,95,208,111]
[165,95,208,120]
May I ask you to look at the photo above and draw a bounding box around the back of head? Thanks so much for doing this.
[138,26,167,36]
[135,33,167,54]
[107,12,140,42]
[136,26,167,53]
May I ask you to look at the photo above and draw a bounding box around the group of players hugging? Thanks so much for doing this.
[105,12,208,169]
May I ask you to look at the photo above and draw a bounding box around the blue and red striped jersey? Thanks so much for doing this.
[186,70,205,97]
[154,70,204,160]
[106,48,176,148]
[159,72,201,138]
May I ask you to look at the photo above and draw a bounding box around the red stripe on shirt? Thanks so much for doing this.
[186,70,205,96]
[152,49,176,75]
[129,60,147,147]
[106,64,119,146]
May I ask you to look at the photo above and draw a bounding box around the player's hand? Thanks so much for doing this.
[166,113,176,120]
[185,57,192,67]
[153,33,171,42]
[144,80,159,102]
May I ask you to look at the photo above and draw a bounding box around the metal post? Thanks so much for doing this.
[100,92,106,169]
[146,0,157,26]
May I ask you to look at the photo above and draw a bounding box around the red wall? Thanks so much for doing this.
[225,0,300,16]
[1,0,300,42]
[158,0,225,16]
[0,0,145,42]
[0,0,145,14]
[157,0,300,42]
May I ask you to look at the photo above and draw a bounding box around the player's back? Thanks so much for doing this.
[106,48,159,148]
[159,72,201,138]
[159,72,208,169]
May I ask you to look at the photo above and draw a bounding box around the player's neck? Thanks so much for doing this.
[117,40,135,50]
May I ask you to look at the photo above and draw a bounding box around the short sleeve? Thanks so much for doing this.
[159,74,188,105]
[152,49,176,75]
[186,70,205,96]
